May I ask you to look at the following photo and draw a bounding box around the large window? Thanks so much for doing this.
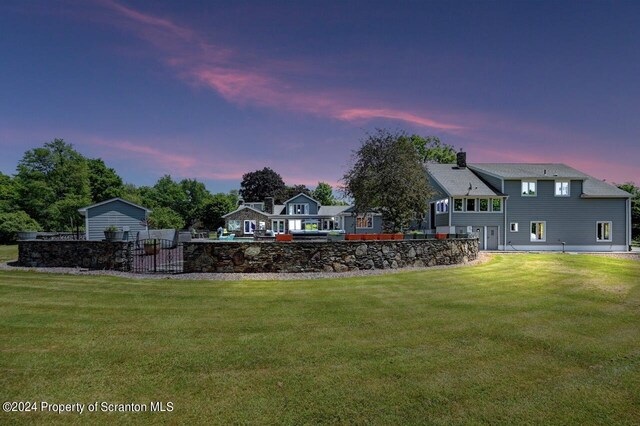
[453,198,463,212]
[555,180,570,197]
[522,180,537,196]
[288,219,302,231]
[466,198,476,212]
[356,213,373,229]
[596,221,612,242]
[228,220,241,231]
[491,198,502,212]
[272,220,285,234]
[288,203,308,215]
[436,199,449,214]
[530,221,546,242]
[243,220,256,234]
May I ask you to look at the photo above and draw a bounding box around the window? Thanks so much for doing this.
[522,180,537,196]
[510,222,518,232]
[530,221,546,242]
[436,199,449,214]
[272,220,285,234]
[453,198,463,212]
[321,218,341,230]
[479,198,489,212]
[258,221,266,230]
[356,213,373,229]
[243,220,256,234]
[288,219,302,231]
[555,180,570,197]
[228,220,241,231]
[596,221,612,242]
[491,198,502,212]
[288,203,308,215]
[466,198,476,212]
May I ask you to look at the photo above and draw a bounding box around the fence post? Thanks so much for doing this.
[153,239,157,273]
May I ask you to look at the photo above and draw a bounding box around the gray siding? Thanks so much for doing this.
[285,194,319,215]
[87,200,147,241]
[435,212,449,227]
[504,179,627,247]
[471,169,503,193]
[343,214,384,234]
[427,175,450,229]
[451,212,504,250]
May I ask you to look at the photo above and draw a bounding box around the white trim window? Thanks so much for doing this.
[555,180,570,197]
[272,220,285,234]
[243,220,256,234]
[596,221,612,242]
[288,219,302,231]
[453,198,463,212]
[228,220,241,231]
[436,199,449,214]
[522,180,537,196]
[479,198,489,212]
[510,222,518,232]
[356,213,374,229]
[491,198,502,212]
[466,198,476,212]
[530,221,546,242]
[288,203,309,215]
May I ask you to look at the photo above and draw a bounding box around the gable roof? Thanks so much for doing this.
[469,163,629,198]
[426,164,502,197]
[282,192,321,205]
[78,197,151,215]
[468,163,587,180]
[222,204,271,218]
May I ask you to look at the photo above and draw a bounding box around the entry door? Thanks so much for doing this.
[487,226,499,250]
[474,226,484,250]
[430,203,436,229]
[272,220,285,234]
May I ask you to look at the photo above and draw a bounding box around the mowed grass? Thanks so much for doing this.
[0,245,17,263]
[1,254,639,424]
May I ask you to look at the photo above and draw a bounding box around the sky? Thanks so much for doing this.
[1,0,638,193]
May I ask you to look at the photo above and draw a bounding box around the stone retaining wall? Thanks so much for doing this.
[18,240,132,271]
[183,238,478,273]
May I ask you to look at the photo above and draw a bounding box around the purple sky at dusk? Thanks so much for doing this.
[1,0,638,192]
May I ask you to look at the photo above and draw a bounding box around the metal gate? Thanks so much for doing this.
[131,239,183,274]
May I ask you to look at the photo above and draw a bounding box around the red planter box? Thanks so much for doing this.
[345,234,362,240]
[363,234,377,240]
[377,234,393,240]
[276,234,293,242]
[435,233,448,240]
[392,234,403,240]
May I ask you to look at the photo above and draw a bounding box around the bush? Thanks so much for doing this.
[0,211,42,243]
[147,207,185,230]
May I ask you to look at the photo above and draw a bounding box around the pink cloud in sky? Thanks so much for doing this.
[94,0,463,132]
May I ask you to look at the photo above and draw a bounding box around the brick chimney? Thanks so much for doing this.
[264,197,274,214]
[456,151,467,168]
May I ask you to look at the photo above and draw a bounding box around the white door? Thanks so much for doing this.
[272,220,285,234]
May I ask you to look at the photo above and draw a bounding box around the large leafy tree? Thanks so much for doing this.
[87,158,124,202]
[408,135,457,164]
[178,179,213,227]
[147,206,185,230]
[202,192,237,230]
[343,129,433,232]
[312,182,336,205]
[618,182,640,242]
[0,172,17,213]
[14,139,91,230]
[239,167,286,202]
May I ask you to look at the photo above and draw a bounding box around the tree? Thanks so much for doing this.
[14,139,91,230]
[0,172,17,213]
[312,182,336,205]
[343,129,433,232]
[87,158,123,202]
[274,184,312,204]
[147,207,185,230]
[618,182,640,242]
[408,135,457,164]
[201,192,236,230]
[239,167,286,202]
[177,179,213,228]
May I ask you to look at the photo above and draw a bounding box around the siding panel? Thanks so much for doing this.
[87,200,148,241]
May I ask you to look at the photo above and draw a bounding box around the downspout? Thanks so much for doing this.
[448,197,452,228]
[85,211,89,241]
[503,197,507,251]
[627,198,631,251]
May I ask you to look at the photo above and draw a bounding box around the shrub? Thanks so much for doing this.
[0,211,42,243]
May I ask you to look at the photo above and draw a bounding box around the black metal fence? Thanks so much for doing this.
[130,239,184,274]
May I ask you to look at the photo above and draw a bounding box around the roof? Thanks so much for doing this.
[468,163,629,198]
[282,192,321,205]
[469,163,588,179]
[318,205,351,216]
[222,205,271,218]
[78,197,151,215]
[426,164,502,197]
[582,177,632,198]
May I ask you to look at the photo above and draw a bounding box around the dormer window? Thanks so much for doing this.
[521,180,537,196]
[555,180,570,197]
[288,203,308,215]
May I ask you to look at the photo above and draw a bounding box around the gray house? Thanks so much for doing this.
[78,198,151,241]
[426,153,632,251]
[223,193,383,236]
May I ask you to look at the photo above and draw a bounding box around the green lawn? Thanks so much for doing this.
[1,254,639,424]
[0,244,17,263]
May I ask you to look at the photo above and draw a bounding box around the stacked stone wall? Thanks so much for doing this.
[18,240,131,271]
